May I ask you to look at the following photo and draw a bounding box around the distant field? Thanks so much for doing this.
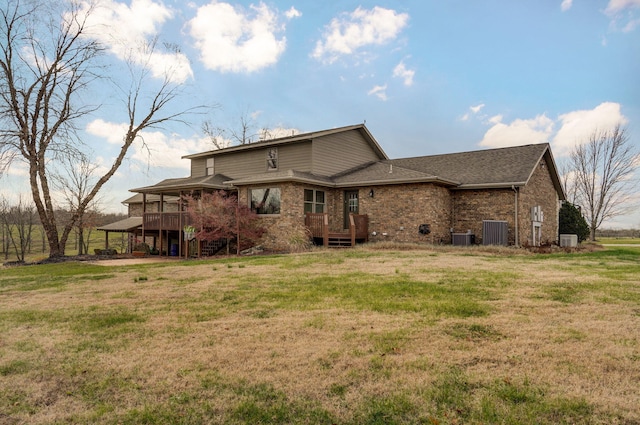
[1,245,639,424]
[598,237,640,245]
[2,228,128,263]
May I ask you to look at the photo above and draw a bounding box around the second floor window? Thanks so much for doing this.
[206,158,214,175]
[266,148,278,171]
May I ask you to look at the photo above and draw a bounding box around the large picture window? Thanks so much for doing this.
[304,189,325,213]
[250,188,281,215]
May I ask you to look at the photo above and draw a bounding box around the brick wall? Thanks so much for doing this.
[518,159,560,245]
[238,183,338,250]
[451,189,516,245]
[355,183,452,244]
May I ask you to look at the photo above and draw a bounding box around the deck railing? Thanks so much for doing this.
[143,212,191,231]
[305,212,368,247]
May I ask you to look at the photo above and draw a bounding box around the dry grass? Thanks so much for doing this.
[0,246,639,424]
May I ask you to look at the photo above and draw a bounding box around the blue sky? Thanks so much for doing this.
[4,0,640,227]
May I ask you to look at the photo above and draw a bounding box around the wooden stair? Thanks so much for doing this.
[305,212,368,248]
[328,232,355,247]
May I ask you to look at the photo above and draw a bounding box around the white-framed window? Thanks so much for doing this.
[304,189,325,213]
[250,187,281,215]
[206,157,214,176]
[266,147,278,171]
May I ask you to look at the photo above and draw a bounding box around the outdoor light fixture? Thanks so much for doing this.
[369,189,374,198]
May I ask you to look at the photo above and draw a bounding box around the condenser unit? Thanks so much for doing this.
[452,233,475,246]
[559,234,578,247]
[483,220,508,246]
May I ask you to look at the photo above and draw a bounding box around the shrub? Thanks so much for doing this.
[559,202,590,242]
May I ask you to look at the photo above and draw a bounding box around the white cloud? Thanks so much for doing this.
[86,119,211,170]
[561,0,573,11]
[285,7,302,19]
[478,102,628,157]
[188,1,287,73]
[605,0,640,14]
[76,0,193,83]
[479,114,554,148]
[392,61,415,86]
[605,0,640,32]
[471,104,485,114]
[553,102,628,156]
[312,6,409,63]
[368,84,388,101]
[461,103,485,121]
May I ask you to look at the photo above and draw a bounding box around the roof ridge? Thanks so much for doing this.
[393,142,549,162]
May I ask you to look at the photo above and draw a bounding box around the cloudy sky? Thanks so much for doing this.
[4,0,640,227]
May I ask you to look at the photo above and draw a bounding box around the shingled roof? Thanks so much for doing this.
[390,143,560,190]
[130,174,233,195]
[183,123,388,161]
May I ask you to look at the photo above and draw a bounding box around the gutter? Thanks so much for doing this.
[454,182,527,190]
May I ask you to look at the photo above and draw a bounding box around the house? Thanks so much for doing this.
[123,123,564,256]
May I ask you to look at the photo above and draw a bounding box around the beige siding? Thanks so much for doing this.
[191,158,206,177]
[213,142,312,179]
[279,142,312,172]
[312,130,381,176]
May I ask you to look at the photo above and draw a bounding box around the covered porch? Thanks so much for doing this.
[130,174,235,258]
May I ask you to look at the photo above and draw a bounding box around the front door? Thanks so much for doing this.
[343,190,359,229]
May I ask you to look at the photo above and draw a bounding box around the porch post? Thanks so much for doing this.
[142,193,147,248]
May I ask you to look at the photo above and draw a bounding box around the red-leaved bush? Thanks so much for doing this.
[182,191,265,253]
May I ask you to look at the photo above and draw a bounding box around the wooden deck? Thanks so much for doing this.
[305,212,368,247]
[143,212,191,231]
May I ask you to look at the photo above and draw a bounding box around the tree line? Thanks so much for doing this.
[0,196,126,262]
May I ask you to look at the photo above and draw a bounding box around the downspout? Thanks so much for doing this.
[512,185,519,247]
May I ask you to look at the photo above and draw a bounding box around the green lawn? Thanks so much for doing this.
[598,237,640,245]
[1,246,639,424]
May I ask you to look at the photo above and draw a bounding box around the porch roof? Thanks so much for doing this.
[225,170,334,187]
[97,217,143,232]
[130,174,233,195]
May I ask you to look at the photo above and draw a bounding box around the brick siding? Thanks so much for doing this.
[238,158,559,248]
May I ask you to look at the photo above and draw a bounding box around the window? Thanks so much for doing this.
[250,188,281,215]
[266,148,278,171]
[304,189,325,213]
[206,157,214,176]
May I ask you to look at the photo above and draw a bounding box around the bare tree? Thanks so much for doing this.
[568,124,638,241]
[0,195,37,262]
[0,0,196,258]
[202,106,284,149]
[53,154,101,255]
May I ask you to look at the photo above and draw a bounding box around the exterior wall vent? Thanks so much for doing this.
[483,220,508,246]
[559,234,578,247]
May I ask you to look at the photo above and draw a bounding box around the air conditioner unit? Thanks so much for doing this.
[452,233,475,246]
[559,234,578,247]
[483,220,508,246]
